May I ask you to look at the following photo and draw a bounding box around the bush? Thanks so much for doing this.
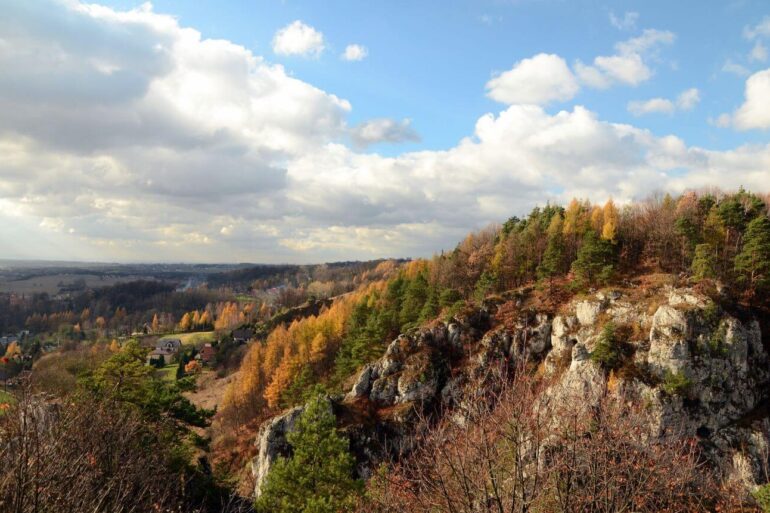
[591,322,622,370]
[439,288,462,307]
[754,483,770,513]
[662,370,692,397]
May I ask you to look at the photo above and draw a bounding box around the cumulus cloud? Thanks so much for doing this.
[486,53,579,105]
[627,88,699,116]
[350,118,420,147]
[272,20,325,57]
[342,44,368,61]
[575,29,675,88]
[0,1,768,263]
[733,69,770,130]
[609,11,639,31]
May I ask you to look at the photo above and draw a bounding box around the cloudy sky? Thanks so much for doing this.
[1,0,770,263]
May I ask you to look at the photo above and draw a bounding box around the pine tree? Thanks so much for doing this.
[537,214,565,287]
[571,230,615,286]
[691,243,717,281]
[734,216,770,298]
[255,396,362,513]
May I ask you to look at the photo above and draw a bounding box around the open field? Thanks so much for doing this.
[0,273,154,295]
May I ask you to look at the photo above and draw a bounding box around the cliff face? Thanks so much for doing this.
[251,282,770,498]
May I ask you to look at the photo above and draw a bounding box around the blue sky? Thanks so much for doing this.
[1,0,769,263]
[97,0,769,153]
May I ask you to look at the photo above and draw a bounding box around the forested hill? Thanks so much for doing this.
[218,188,770,513]
[3,189,770,513]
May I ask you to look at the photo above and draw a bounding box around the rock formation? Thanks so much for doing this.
[252,283,770,499]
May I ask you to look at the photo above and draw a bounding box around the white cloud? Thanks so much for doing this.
[628,98,675,115]
[609,11,639,31]
[350,118,420,147]
[627,88,699,116]
[733,69,770,130]
[722,59,750,76]
[0,1,768,263]
[676,88,700,110]
[272,20,325,57]
[744,17,770,40]
[342,44,368,61]
[576,29,675,88]
[486,53,579,105]
[750,41,768,62]
[708,114,732,128]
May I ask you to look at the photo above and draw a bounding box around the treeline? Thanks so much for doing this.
[432,189,770,301]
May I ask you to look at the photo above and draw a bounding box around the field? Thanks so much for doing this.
[160,331,217,347]
[156,364,178,382]
[0,273,152,295]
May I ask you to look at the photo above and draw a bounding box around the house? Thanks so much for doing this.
[196,343,217,365]
[232,328,254,344]
[146,338,182,365]
[147,347,176,365]
[157,338,181,353]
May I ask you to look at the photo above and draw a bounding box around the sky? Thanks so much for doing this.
[1,0,770,263]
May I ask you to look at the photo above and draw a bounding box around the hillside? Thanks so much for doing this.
[3,190,770,513]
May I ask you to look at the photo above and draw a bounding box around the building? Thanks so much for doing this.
[232,328,254,344]
[146,338,182,365]
[196,343,217,365]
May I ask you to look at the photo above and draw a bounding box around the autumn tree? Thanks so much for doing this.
[179,312,192,332]
[601,199,618,241]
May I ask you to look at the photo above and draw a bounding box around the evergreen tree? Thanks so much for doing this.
[734,216,770,298]
[691,243,717,281]
[255,396,362,513]
[537,214,565,287]
[571,230,615,286]
[418,285,440,323]
[399,272,429,327]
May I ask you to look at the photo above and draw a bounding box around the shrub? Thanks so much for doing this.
[754,483,770,513]
[439,288,462,307]
[662,370,692,397]
[591,322,622,370]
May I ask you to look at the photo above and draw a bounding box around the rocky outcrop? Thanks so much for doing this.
[252,283,770,498]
